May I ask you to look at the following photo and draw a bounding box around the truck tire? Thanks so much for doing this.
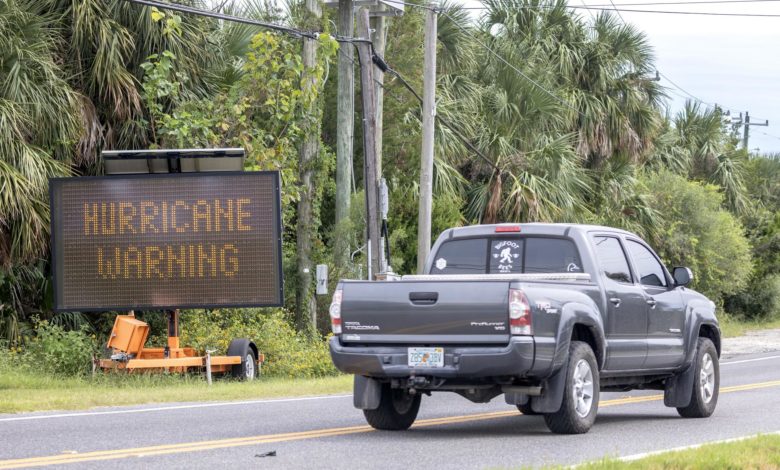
[227,339,257,381]
[363,384,421,431]
[677,337,719,418]
[543,341,600,434]
[516,402,538,415]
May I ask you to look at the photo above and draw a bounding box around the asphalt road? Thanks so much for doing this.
[1,351,779,469]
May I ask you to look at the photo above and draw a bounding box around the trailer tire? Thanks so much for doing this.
[227,339,257,381]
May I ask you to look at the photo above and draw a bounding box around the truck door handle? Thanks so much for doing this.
[409,292,438,305]
[646,298,657,309]
[609,298,621,307]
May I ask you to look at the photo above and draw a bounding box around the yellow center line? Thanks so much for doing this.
[2,378,780,469]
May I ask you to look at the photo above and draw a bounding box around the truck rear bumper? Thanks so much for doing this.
[329,336,536,379]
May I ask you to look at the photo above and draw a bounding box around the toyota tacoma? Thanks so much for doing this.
[328,223,720,434]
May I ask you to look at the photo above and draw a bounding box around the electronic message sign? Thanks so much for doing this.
[49,172,282,311]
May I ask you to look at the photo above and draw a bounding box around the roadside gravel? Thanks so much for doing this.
[722,328,780,356]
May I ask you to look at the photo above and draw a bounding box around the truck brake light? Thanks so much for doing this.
[329,289,343,335]
[509,288,532,335]
[495,225,521,233]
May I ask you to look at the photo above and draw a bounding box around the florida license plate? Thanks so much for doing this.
[408,347,444,368]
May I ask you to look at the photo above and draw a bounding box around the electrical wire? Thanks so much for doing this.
[439,10,584,116]
[387,0,780,14]
[756,130,780,142]
[121,0,317,38]
[382,65,508,174]
[590,0,780,6]
[120,0,375,44]
[600,0,750,118]
[568,6,780,16]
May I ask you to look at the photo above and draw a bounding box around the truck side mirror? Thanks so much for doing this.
[673,267,693,287]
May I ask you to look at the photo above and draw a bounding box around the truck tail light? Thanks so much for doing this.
[509,288,532,335]
[329,288,343,335]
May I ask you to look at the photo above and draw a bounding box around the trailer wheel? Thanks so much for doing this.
[227,339,257,381]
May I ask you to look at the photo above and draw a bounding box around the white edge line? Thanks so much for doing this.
[617,430,780,462]
[0,394,351,423]
[720,355,780,366]
[0,355,776,423]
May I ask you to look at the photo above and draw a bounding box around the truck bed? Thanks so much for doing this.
[339,273,591,345]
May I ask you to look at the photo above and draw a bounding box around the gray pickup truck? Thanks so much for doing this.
[328,223,720,434]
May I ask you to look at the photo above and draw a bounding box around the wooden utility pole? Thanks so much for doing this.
[742,111,769,151]
[373,4,389,273]
[295,0,321,331]
[416,2,437,273]
[335,0,354,269]
[373,4,388,179]
[356,7,381,279]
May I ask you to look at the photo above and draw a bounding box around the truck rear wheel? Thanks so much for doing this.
[677,337,719,418]
[543,341,599,434]
[363,384,421,431]
[516,402,538,415]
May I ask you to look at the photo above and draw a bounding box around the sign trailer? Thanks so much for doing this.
[49,149,283,380]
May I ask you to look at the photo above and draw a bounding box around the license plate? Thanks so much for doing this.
[408,347,444,368]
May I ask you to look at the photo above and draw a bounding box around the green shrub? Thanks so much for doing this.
[725,274,780,321]
[642,170,753,306]
[21,321,97,376]
[180,309,337,378]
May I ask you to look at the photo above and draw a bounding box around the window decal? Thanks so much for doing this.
[492,240,521,273]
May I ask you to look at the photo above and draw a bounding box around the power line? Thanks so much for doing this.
[600,0,748,118]
[568,6,780,16]
[590,0,780,6]
[427,0,780,15]
[384,65,507,175]
[127,0,508,174]
[658,72,715,107]
[605,0,629,21]
[120,0,317,38]
[119,0,375,44]
[756,130,780,142]
[439,10,584,116]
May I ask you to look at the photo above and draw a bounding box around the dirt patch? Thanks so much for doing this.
[722,328,780,356]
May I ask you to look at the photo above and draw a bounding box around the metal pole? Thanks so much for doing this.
[205,350,213,386]
[417,2,437,273]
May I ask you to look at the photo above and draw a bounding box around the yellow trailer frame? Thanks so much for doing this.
[98,311,262,377]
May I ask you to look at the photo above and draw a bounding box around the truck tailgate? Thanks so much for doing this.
[340,280,510,344]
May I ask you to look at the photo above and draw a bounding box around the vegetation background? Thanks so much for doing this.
[0,0,778,380]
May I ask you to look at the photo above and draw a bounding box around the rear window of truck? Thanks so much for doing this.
[430,237,582,275]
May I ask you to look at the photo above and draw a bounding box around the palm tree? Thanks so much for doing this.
[0,0,235,342]
[651,101,748,213]
[480,0,665,166]
[433,0,665,227]
[0,1,78,267]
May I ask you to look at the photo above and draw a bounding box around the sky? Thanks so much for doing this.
[454,0,780,153]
